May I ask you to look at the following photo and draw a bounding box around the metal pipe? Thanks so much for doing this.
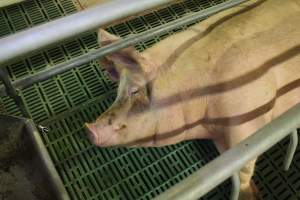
[283,129,298,171]
[154,103,300,200]
[230,173,240,200]
[0,0,248,96]
[0,0,175,65]
[0,68,30,118]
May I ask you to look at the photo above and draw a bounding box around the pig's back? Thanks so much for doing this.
[177,0,300,76]
[150,0,300,121]
[150,0,300,87]
[194,0,300,119]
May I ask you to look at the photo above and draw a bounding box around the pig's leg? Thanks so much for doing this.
[213,137,258,200]
[217,110,273,200]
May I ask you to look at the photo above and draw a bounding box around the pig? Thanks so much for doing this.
[83,0,300,199]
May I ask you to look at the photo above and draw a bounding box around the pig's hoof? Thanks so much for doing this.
[251,180,262,200]
[239,181,261,200]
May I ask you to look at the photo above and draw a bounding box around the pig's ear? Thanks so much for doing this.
[99,29,140,66]
[98,48,141,81]
[98,29,120,45]
[99,57,120,81]
[98,29,157,83]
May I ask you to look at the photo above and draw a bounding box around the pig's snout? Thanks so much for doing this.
[85,123,100,145]
[85,122,116,146]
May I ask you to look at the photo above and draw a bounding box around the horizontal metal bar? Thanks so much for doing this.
[0,0,248,96]
[0,0,174,65]
[154,103,300,200]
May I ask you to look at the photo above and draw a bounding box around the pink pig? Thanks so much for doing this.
[83,0,300,199]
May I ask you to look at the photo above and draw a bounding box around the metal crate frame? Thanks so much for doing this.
[0,1,296,200]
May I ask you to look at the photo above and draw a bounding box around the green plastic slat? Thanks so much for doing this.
[1,96,20,116]
[0,10,12,37]
[38,0,65,20]
[1,0,300,200]
[253,135,300,200]
[22,0,46,25]
[27,53,49,72]
[22,85,51,122]
[8,60,30,79]
[0,95,7,114]
[56,0,78,14]
[5,4,29,31]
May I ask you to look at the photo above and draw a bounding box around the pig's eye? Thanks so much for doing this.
[129,87,139,97]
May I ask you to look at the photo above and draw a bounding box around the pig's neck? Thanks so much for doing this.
[150,70,209,140]
[149,63,209,134]
[142,28,211,130]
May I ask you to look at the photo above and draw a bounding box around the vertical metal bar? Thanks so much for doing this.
[283,129,298,171]
[0,68,30,118]
[231,173,240,200]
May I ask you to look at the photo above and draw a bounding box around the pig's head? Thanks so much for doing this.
[85,30,158,147]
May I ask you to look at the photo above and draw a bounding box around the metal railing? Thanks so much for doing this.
[154,103,300,199]
[0,0,175,66]
[0,0,298,200]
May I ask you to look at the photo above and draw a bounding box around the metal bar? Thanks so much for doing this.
[0,0,175,65]
[231,173,240,200]
[283,129,298,171]
[0,68,30,118]
[154,103,300,200]
[0,0,248,96]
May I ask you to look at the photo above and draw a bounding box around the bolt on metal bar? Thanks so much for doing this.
[230,173,240,200]
[283,129,298,171]
[154,103,300,200]
[0,0,176,66]
[0,0,248,96]
[0,68,30,118]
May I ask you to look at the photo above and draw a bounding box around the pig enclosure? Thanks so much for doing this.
[0,0,300,199]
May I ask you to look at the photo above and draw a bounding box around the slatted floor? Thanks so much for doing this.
[0,0,299,199]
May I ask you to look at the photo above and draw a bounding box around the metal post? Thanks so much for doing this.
[0,0,248,96]
[0,68,30,118]
[283,129,298,171]
[231,173,240,200]
[154,103,300,200]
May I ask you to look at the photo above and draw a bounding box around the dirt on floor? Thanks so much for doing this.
[0,120,54,200]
